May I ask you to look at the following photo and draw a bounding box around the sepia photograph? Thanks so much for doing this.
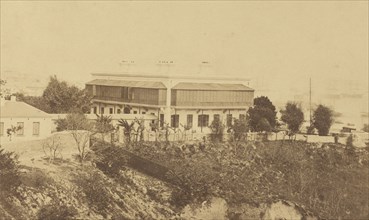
[0,1,368,219]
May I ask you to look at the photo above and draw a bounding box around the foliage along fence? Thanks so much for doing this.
[92,139,182,186]
[121,148,182,185]
[110,129,339,144]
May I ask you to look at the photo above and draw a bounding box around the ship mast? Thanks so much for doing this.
[309,77,312,127]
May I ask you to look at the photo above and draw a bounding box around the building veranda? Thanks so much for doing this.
[85,73,255,140]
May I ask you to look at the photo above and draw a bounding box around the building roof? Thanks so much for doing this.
[0,100,51,118]
[52,113,157,121]
[172,82,254,91]
[91,72,251,82]
[86,79,166,89]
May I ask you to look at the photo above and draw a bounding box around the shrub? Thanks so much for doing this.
[0,147,21,195]
[209,117,224,142]
[280,102,304,134]
[55,118,68,132]
[247,96,277,132]
[230,118,249,141]
[37,202,77,220]
[312,105,334,136]
[94,146,129,178]
[72,170,111,216]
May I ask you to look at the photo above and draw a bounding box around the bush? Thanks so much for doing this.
[346,134,354,148]
[55,118,68,132]
[230,118,249,141]
[209,117,224,142]
[312,105,334,136]
[72,170,111,216]
[37,202,77,220]
[94,146,129,178]
[0,147,21,195]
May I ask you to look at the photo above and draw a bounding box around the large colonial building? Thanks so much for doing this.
[86,72,254,133]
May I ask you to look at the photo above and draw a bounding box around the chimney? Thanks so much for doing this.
[10,95,16,102]
[157,60,174,74]
[119,60,135,72]
[198,61,212,74]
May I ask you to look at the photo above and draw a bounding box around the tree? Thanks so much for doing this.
[7,76,91,113]
[230,117,249,141]
[64,113,94,162]
[95,114,115,142]
[42,75,91,113]
[0,147,21,195]
[6,125,23,141]
[209,117,225,142]
[42,135,63,163]
[0,79,10,98]
[280,102,304,135]
[117,119,135,144]
[14,93,51,113]
[247,96,277,132]
[363,124,369,133]
[133,118,145,142]
[312,104,334,136]
[256,118,272,132]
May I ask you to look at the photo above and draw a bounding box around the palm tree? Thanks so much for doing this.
[117,119,135,143]
[95,114,115,142]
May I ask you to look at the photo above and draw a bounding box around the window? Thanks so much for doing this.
[101,107,105,114]
[142,112,146,115]
[33,122,40,135]
[93,107,97,114]
[92,85,96,96]
[239,114,246,120]
[117,109,121,114]
[16,122,24,136]
[171,115,179,128]
[198,115,209,127]
[160,114,164,127]
[226,114,233,127]
[133,111,137,114]
[121,87,129,99]
[213,114,220,121]
[129,88,134,100]
[187,114,193,128]
[0,122,4,136]
[109,108,113,114]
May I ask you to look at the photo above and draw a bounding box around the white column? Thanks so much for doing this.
[164,80,172,125]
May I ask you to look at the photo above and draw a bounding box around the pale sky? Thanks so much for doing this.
[1,1,368,93]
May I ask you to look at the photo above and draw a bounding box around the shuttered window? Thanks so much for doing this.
[187,115,193,128]
[198,115,209,127]
[33,122,40,135]
[171,115,179,128]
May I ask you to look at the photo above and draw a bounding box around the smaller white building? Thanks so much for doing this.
[0,96,52,143]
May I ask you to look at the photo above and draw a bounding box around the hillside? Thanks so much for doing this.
[0,133,177,219]
[1,133,368,219]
